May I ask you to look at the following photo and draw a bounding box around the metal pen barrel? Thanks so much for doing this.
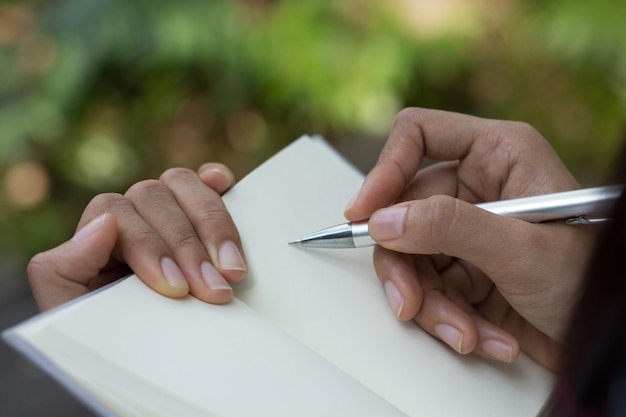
[476,185,623,223]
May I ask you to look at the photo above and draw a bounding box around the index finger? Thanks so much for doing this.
[343,108,499,221]
[346,107,581,227]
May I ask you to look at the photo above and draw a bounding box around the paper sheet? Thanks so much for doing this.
[11,276,405,417]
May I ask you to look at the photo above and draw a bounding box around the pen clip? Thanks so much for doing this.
[565,216,611,225]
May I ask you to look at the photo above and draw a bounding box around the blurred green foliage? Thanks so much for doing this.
[1,0,625,263]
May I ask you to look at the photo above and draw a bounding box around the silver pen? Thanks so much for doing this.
[288,185,624,249]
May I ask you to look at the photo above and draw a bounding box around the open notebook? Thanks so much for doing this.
[3,136,554,417]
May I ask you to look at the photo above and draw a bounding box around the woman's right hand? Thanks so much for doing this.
[345,108,599,370]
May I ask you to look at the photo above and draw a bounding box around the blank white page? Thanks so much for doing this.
[8,276,408,417]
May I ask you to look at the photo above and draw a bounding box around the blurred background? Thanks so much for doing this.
[3,0,626,264]
[1,0,626,415]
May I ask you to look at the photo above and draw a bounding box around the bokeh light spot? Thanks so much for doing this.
[3,161,50,209]
[159,123,208,167]
[74,134,137,188]
[226,109,268,153]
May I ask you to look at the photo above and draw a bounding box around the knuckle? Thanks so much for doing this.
[26,251,57,287]
[510,120,540,136]
[421,195,460,253]
[198,206,235,230]
[87,192,126,212]
[124,226,161,251]
[511,121,543,145]
[125,179,166,200]
[495,120,543,146]
[391,108,423,136]
[393,107,420,126]
[80,193,127,229]
[169,228,202,249]
[27,252,48,282]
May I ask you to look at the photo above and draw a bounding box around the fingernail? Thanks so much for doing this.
[71,213,108,242]
[369,206,407,240]
[199,167,227,180]
[161,257,189,290]
[482,339,514,363]
[201,261,232,291]
[344,189,360,213]
[218,241,247,272]
[434,324,464,353]
[384,281,404,319]
[199,166,234,186]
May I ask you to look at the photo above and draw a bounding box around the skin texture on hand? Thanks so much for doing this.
[344,108,597,370]
[27,163,247,311]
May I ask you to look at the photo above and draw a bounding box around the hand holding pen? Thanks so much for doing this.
[334,109,609,370]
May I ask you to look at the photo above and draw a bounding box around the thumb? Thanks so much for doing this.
[27,213,119,311]
[368,195,536,276]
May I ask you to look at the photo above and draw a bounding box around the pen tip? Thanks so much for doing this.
[288,240,302,247]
